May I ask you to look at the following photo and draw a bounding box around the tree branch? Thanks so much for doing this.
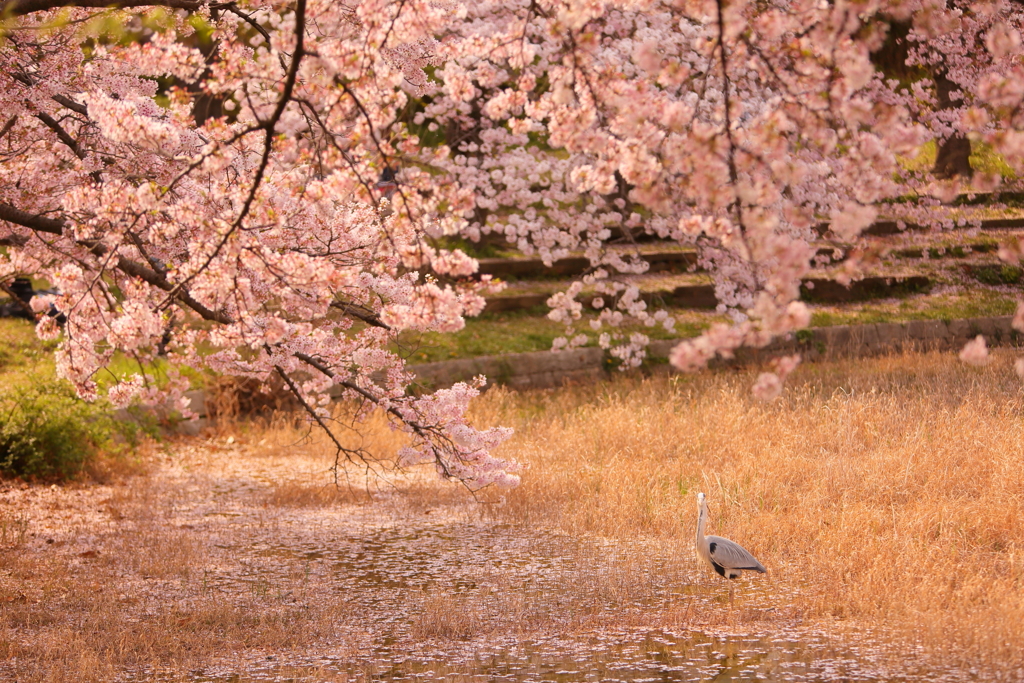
[0,201,232,324]
[295,351,459,480]
[0,202,64,235]
[271,360,360,480]
[164,0,306,302]
[52,95,87,116]
[114,256,233,324]
[330,299,390,329]
[1,0,203,17]
[0,233,30,247]
[222,3,271,45]
[35,112,85,159]
[0,115,16,143]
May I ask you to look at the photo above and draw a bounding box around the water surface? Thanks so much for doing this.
[122,520,965,682]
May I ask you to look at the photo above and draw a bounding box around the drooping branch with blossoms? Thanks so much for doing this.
[399,0,1024,387]
[0,0,518,487]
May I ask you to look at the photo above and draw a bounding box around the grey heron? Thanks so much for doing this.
[695,492,766,601]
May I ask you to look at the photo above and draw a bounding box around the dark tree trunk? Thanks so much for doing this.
[869,19,972,180]
[931,70,973,179]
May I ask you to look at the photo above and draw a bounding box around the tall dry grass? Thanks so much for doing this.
[0,488,359,683]
[463,350,1024,669]
[6,348,1023,680]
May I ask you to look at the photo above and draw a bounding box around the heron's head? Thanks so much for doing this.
[697,492,705,506]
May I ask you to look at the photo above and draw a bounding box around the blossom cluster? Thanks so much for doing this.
[0,0,515,485]
[404,0,1024,389]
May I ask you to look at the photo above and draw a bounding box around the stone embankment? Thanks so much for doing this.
[485,275,931,313]
[177,315,1020,428]
[410,315,1022,391]
[474,215,1024,264]
[477,240,1002,281]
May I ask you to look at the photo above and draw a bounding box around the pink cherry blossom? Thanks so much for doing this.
[1014,303,1024,333]
[4,0,1024,482]
[959,335,990,366]
[751,372,784,401]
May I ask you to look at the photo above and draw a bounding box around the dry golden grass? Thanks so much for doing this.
[4,348,1023,680]
[0,491,366,682]
[463,349,1024,670]
[195,348,1024,669]
[409,593,484,640]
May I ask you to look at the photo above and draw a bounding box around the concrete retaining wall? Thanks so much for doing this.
[411,315,1021,391]
[410,347,606,390]
[176,315,1021,430]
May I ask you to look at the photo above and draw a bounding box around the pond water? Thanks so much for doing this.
[120,518,968,683]
[183,628,969,683]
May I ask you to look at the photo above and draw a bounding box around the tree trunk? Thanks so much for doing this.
[931,70,973,180]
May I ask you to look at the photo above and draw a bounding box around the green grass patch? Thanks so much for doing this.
[435,235,519,260]
[0,318,57,387]
[99,352,216,392]
[401,289,1019,364]
[898,140,1018,182]
[396,307,709,363]
[397,308,571,363]
[898,140,937,177]
[810,291,1017,328]
[1,316,214,394]
[970,264,1024,287]
[0,375,144,480]
[0,319,150,480]
[971,142,1018,180]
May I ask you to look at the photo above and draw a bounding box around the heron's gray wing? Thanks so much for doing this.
[706,535,766,572]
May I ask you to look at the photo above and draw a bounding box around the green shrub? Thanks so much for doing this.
[0,378,140,480]
[972,264,1024,286]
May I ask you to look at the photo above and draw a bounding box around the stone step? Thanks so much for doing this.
[476,240,1000,281]
[471,216,1024,252]
[484,276,931,314]
[477,251,698,279]
[858,217,1024,236]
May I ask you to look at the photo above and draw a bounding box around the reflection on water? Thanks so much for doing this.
[170,628,962,683]
[356,630,903,682]
[123,522,965,682]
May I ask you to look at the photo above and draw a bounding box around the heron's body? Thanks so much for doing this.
[695,493,766,580]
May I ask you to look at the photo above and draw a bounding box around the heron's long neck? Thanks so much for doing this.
[696,502,708,548]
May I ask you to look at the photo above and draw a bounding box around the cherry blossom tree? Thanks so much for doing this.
[3,0,1024,485]
[0,0,517,486]
[402,0,1024,385]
